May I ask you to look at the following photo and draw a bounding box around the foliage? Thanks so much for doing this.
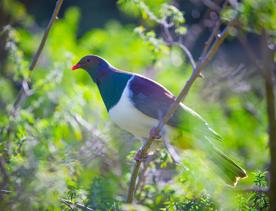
[0,0,274,210]
[240,0,276,32]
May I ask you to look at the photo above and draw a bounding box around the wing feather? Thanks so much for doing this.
[129,75,221,141]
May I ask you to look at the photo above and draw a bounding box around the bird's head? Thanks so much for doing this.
[71,55,110,72]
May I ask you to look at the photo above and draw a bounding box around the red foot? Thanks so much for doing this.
[149,127,161,140]
[135,149,147,162]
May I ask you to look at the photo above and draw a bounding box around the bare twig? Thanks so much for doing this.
[202,20,221,57]
[29,0,63,71]
[163,0,229,80]
[136,158,151,197]
[0,158,9,192]
[163,136,181,164]
[237,33,262,70]
[172,41,197,70]
[160,16,237,131]
[201,0,221,12]
[127,12,238,203]
[160,19,197,72]
[201,0,229,57]
[135,0,197,74]
[238,187,269,193]
[70,112,118,157]
[60,199,94,211]
[0,190,12,194]
[10,0,64,117]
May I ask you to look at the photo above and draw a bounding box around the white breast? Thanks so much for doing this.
[109,77,171,138]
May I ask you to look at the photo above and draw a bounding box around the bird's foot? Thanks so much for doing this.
[135,149,147,162]
[149,127,161,140]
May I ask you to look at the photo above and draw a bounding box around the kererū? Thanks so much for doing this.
[72,55,247,186]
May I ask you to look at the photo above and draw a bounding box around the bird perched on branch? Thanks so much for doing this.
[72,55,247,186]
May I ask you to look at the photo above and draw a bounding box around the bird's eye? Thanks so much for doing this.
[86,59,90,62]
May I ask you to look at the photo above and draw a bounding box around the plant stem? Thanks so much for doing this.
[11,0,64,117]
[60,199,94,211]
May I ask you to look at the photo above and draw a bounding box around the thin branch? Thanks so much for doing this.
[70,112,118,156]
[10,0,64,117]
[60,199,94,211]
[0,190,12,194]
[172,41,197,70]
[133,0,163,25]
[135,0,197,74]
[237,33,262,71]
[160,15,237,130]
[163,136,181,164]
[162,0,229,80]
[29,0,63,71]
[127,160,141,202]
[127,13,238,203]
[201,0,221,12]
[201,0,229,57]
[238,187,269,193]
[0,158,9,191]
[202,20,221,57]
[136,157,152,197]
[160,19,197,72]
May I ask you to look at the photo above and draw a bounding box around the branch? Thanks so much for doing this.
[29,0,63,70]
[160,15,237,132]
[202,20,221,57]
[10,0,64,117]
[201,0,221,12]
[127,12,238,203]
[0,158,9,193]
[134,0,197,75]
[238,29,276,208]
[162,0,229,81]
[237,33,262,71]
[171,41,197,70]
[261,30,276,211]
[160,19,197,72]
[201,0,229,57]
[70,112,118,157]
[238,187,269,193]
[0,189,12,194]
[60,199,94,211]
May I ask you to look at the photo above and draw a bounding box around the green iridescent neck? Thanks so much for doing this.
[88,66,132,111]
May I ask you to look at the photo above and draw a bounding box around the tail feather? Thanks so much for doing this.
[196,121,247,186]
[207,145,247,186]
[177,104,247,186]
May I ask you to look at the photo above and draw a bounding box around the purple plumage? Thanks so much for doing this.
[129,75,186,128]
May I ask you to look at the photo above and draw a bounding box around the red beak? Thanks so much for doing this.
[71,63,81,71]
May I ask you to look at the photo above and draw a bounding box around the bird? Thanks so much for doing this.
[71,54,247,186]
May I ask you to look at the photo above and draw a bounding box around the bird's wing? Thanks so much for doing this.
[128,75,247,186]
[128,75,180,127]
[128,75,221,140]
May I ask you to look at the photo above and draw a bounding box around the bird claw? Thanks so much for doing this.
[149,127,161,140]
[134,149,147,162]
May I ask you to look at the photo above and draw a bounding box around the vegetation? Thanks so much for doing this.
[0,0,275,210]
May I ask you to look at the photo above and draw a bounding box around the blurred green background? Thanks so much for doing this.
[0,0,275,210]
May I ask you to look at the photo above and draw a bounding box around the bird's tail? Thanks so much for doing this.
[196,122,247,186]
[206,143,247,186]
